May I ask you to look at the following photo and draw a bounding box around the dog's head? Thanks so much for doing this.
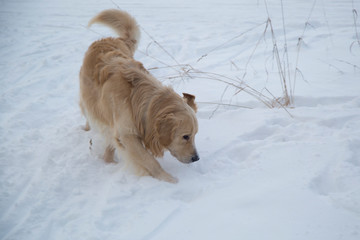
[145,92,199,163]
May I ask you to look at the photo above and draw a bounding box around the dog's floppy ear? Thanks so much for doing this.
[157,113,179,148]
[183,93,197,113]
[144,113,179,157]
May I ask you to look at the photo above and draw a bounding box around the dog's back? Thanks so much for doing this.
[79,10,142,127]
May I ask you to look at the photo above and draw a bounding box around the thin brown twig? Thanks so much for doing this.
[240,20,270,81]
[196,21,268,63]
[280,0,293,103]
[140,26,181,66]
[350,6,360,53]
[293,0,317,98]
[198,101,253,109]
[336,59,360,71]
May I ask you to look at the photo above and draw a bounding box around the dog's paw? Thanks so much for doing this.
[158,172,178,184]
[82,122,91,131]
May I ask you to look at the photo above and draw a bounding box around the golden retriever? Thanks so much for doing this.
[79,9,199,183]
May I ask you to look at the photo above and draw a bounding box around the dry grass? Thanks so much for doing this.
[351,1,360,54]
[136,22,298,117]
[107,1,323,118]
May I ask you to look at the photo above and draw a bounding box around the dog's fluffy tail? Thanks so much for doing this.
[88,9,140,53]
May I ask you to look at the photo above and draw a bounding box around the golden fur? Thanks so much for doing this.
[79,9,199,183]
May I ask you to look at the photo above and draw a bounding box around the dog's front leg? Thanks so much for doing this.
[116,134,178,183]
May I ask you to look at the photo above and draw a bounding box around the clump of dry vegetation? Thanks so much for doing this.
[109,1,332,117]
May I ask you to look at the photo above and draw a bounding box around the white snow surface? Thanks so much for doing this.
[1,0,360,239]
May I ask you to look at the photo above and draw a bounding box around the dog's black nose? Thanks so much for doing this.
[191,154,200,162]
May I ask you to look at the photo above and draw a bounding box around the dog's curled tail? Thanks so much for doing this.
[88,9,140,54]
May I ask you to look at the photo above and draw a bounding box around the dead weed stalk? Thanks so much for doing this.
[109,0,319,117]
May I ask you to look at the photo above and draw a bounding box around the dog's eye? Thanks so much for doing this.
[183,135,190,141]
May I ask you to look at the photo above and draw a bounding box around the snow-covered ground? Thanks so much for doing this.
[1,0,360,239]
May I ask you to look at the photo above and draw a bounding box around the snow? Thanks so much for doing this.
[1,0,360,239]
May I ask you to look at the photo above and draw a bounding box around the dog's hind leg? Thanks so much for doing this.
[79,100,91,131]
[104,145,116,163]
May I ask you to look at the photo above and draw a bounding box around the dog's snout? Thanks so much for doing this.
[191,154,200,162]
